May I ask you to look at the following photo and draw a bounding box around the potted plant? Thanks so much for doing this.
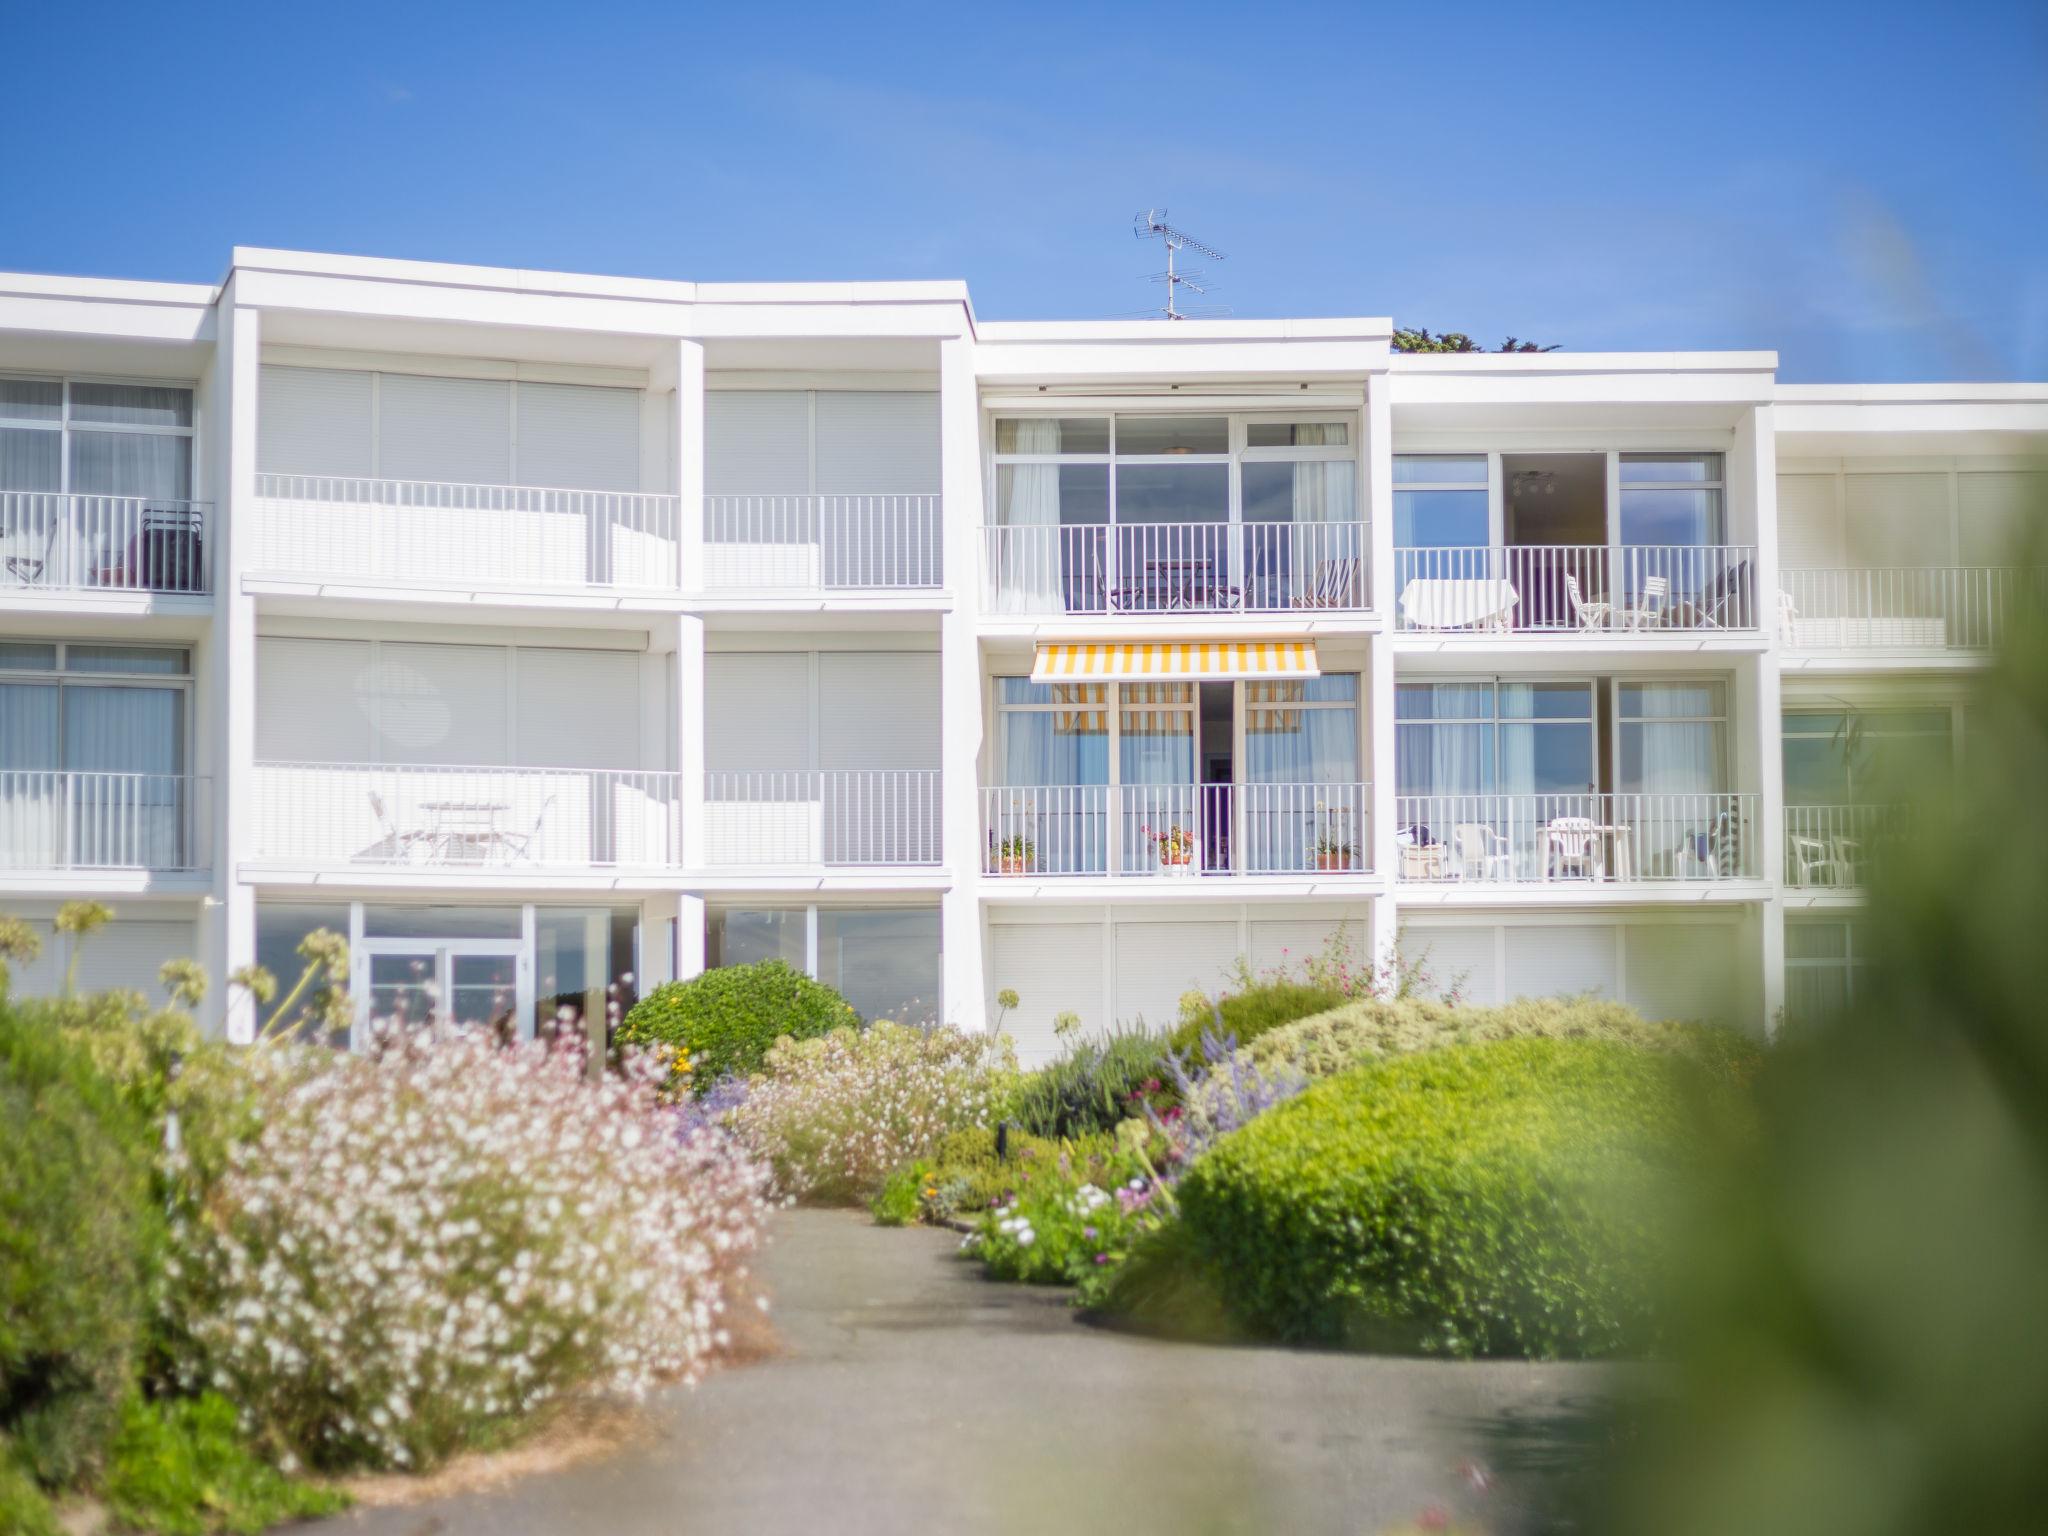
[1143,822,1196,875]
[993,833,1035,875]
[1314,831,1356,872]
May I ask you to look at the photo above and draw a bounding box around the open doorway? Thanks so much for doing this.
[1503,452,1606,627]
[1199,681,1233,872]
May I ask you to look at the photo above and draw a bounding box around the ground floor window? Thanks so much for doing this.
[1785,918,1868,1025]
[706,903,939,1025]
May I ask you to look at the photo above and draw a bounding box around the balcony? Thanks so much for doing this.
[1785,804,1906,888]
[703,770,941,866]
[249,476,682,592]
[1779,568,2041,653]
[981,782,1370,877]
[1393,793,1759,884]
[0,772,210,871]
[982,521,1368,616]
[1,494,210,596]
[250,763,680,870]
[703,495,942,593]
[1394,546,1758,633]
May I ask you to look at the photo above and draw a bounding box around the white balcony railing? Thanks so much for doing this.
[982,782,1371,877]
[982,520,1369,615]
[702,769,941,865]
[1785,804,1907,888]
[251,763,680,869]
[1780,568,2041,652]
[1,494,210,595]
[250,475,682,590]
[0,772,210,870]
[1393,793,1759,883]
[1395,545,1758,632]
[704,495,942,591]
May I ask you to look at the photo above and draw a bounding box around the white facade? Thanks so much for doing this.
[2,250,2042,1058]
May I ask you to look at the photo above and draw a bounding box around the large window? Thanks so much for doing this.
[0,377,195,501]
[707,904,940,1025]
[1396,680,1598,800]
[1619,454,1724,546]
[1618,681,1727,796]
[1393,456,1489,547]
[1244,676,1360,783]
[1782,708,1954,805]
[1786,919,1868,1025]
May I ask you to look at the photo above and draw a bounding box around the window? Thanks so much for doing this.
[1782,708,1953,805]
[1396,680,1598,801]
[707,904,941,1024]
[1618,681,1727,796]
[1244,676,1360,783]
[1619,454,1724,546]
[0,375,194,500]
[1393,455,1489,547]
[1786,919,1868,1025]
[996,679,1111,785]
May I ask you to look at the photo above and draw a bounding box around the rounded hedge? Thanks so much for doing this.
[0,1001,160,1486]
[617,960,858,1091]
[1172,1037,1743,1358]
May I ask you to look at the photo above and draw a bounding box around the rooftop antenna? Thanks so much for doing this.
[1133,209,1229,320]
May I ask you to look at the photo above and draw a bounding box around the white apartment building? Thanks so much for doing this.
[1,249,2042,1060]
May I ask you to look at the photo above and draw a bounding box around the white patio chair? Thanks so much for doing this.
[1453,822,1513,881]
[1620,575,1669,632]
[1563,573,1610,630]
[1544,816,1601,880]
[1292,556,1362,610]
[366,791,426,863]
[494,794,556,862]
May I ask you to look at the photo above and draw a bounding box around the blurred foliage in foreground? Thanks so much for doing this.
[1599,524,2048,1536]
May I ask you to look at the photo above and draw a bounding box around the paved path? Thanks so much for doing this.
[308,1210,1610,1535]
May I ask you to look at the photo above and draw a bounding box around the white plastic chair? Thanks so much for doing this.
[1453,822,1513,881]
[1544,816,1601,880]
[1563,573,1610,630]
[1621,575,1669,631]
[366,791,426,863]
[495,794,556,862]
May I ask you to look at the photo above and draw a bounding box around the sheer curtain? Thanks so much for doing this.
[0,684,60,867]
[1119,685,1194,872]
[998,420,1063,613]
[63,685,182,867]
[1621,683,1726,870]
[1286,427,1356,602]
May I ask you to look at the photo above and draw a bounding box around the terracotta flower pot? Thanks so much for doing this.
[1316,851,1352,872]
[998,855,1031,876]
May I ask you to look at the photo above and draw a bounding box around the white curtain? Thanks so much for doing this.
[0,684,60,867]
[998,419,1064,613]
[64,686,182,867]
[1285,428,1355,602]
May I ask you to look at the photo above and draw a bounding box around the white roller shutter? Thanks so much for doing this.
[1844,472,1948,568]
[814,392,941,493]
[817,653,939,768]
[1248,916,1366,977]
[1503,924,1617,1001]
[1115,921,1238,1033]
[705,392,809,495]
[515,382,640,492]
[989,921,1105,1067]
[1398,925,1499,1004]
[1776,474,1841,568]
[378,373,513,486]
[1624,924,1739,1025]
[370,643,510,763]
[4,919,60,998]
[704,654,810,770]
[1958,469,2042,566]
[256,638,376,762]
[74,919,195,996]
[259,366,374,477]
[514,649,640,769]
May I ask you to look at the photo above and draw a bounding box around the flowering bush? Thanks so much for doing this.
[618,960,857,1094]
[729,1023,1015,1203]
[964,1177,1163,1292]
[163,1032,772,1472]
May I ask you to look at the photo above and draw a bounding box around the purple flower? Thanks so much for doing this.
[1093,1253,1111,1265]
[1082,1225,1098,1239]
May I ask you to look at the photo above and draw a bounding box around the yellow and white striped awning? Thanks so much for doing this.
[1030,640,1319,683]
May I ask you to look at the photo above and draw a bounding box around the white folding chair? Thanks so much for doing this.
[1621,575,1669,631]
[1563,573,1610,630]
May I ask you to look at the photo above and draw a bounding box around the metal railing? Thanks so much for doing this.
[251,763,680,868]
[704,494,942,590]
[250,475,682,590]
[1785,804,1907,888]
[1394,545,1758,631]
[982,520,1369,615]
[1,494,210,595]
[702,769,941,865]
[0,772,209,870]
[1779,567,2041,652]
[1393,793,1759,882]
[982,782,1371,877]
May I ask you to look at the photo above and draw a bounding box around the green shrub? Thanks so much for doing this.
[0,1446,60,1536]
[1167,980,1347,1060]
[1007,1027,1178,1138]
[0,1001,160,1487]
[1169,1037,1753,1358]
[869,1163,928,1226]
[617,960,858,1092]
[103,1393,346,1535]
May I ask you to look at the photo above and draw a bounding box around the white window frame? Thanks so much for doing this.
[0,639,194,774]
[1612,675,1731,795]
[1785,918,1869,1023]
[0,373,199,499]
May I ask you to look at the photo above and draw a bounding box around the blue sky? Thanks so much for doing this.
[2,0,2042,380]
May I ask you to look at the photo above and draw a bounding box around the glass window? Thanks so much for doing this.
[1618,681,1727,795]
[994,417,1108,455]
[1242,460,1356,524]
[535,905,639,1046]
[1246,422,1349,448]
[1394,456,1489,548]
[1115,416,1227,455]
[0,378,62,422]
[0,379,194,499]
[1619,453,1723,546]
[1782,707,1951,805]
[255,902,352,1045]
[1118,682,1194,786]
[1394,455,1487,486]
[1114,461,1229,522]
[1245,675,1359,783]
[0,427,62,491]
[816,908,940,1024]
[362,904,522,940]
[707,908,806,970]
[1786,919,1866,1026]
[0,642,57,671]
[64,644,189,675]
[996,680,1110,785]
[69,382,194,429]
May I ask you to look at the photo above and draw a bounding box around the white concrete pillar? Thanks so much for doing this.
[937,333,987,1029]
[197,285,260,1041]
[675,893,707,982]
[675,613,705,868]
[671,339,706,594]
[1736,403,1787,1033]
[1364,378,1400,899]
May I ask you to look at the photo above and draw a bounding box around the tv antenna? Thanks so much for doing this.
[1133,208,1229,319]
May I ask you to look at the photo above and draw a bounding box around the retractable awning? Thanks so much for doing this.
[1029,640,1320,683]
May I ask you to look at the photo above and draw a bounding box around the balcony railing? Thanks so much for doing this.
[1393,793,1759,883]
[1,494,210,595]
[1785,804,1907,888]
[251,763,680,868]
[1779,567,2041,652]
[981,782,1370,877]
[1395,545,1758,632]
[983,521,1369,615]
[250,475,682,590]
[704,495,942,591]
[703,769,941,865]
[0,772,209,870]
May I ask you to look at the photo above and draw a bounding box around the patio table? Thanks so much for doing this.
[1400,577,1519,631]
